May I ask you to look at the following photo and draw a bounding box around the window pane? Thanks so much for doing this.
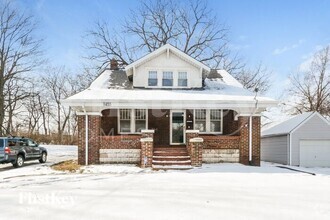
[195,110,206,120]
[210,121,221,132]
[135,120,146,132]
[148,79,157,86]
[178,72,187,79]
[149,71,157,79]
[178,79,187,86]
[195,121,206,132]
[120,121,131,132]
[162,79,173,86]
[148,71,158,86]
[210,110,221,120]
[163,71,173,79]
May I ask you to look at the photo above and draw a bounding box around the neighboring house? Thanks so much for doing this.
[261,112,330,167]
[62,44,277,169]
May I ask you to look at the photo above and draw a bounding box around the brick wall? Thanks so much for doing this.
[238,116,260,166]
[100,135,140,149]
[201,135,240,149]
[77,115,101,165]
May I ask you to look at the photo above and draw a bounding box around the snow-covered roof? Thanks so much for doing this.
[261,112,323,137]
[125,44,210,72]
[63,67,277,112]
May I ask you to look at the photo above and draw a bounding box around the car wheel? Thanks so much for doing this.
[13,155,24,168]
[39,152,47,163]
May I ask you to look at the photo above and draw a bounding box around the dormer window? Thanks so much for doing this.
[162,71,173,86]
[148,71,157,86]
[178,72,187,87]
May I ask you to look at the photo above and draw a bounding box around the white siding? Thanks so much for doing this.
[261,135,288,164]
[291,114,330,166]
[133,51,202,88]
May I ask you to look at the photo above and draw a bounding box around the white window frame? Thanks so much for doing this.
[194,109,223,134]
[118,109,148,134]
[162,71,173,87]
[148,71,158,86]
[178,72,188,87]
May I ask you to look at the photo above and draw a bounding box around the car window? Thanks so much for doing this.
[8,139,18,147]
[27,139,36,146]
[0,138,4,148]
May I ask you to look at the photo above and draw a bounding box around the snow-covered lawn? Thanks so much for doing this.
[0,145,330,220]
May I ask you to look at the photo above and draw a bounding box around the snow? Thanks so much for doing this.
[218,69,244,88]
[89,69,110,89]
[1,146,330,220]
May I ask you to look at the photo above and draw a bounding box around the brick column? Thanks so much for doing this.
[140,130,154,168]
[186,130,199,157]
[77,114,101,165]
[238,116,261,166]
[189,137,204,167]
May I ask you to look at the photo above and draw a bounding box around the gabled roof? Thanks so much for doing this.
[125,44,210,72]
[261,112,330,137]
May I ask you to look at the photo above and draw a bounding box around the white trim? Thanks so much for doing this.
[170,110,186,145]
[291,112,330,136]
[189,137,204,143]
[186,130,199,133]
[76,112,102,116]
[141,129,155,134]
[193,109,223,134]
[140,137,153,142]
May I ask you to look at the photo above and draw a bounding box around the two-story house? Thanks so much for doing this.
[63,44,277,169]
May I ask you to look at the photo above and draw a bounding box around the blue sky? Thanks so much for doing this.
[17,0,330,98]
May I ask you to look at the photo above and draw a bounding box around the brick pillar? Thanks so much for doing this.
[140,130,154,168]
[189,137,204,167]
[238,116,261,166]
[77,114,101,165]
[186,130,199,157]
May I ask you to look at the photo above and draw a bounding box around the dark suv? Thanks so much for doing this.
[0,137,47,168]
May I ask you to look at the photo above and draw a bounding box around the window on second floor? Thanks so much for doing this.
[148,71,158,86]
[178,72,188,87]
[162,71,173,86]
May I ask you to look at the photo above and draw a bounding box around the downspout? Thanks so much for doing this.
[82,106,88,166]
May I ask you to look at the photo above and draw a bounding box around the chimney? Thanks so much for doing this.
[110,58,119,70]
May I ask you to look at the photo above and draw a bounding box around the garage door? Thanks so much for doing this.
[300,140,330,167]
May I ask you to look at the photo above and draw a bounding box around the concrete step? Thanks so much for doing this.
[152,165,193,170]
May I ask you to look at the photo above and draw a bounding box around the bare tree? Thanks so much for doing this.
[233,63,271,94]
[289,46,330,117]
[0,1,42,135]
[84,0,270,92]
[41,66,78,142]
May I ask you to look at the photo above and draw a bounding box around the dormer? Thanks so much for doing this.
[125,44,210,89]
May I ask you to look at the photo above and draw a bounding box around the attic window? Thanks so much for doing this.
[178,72,187,86]
[162,71,173,86]
[148,71,157,86]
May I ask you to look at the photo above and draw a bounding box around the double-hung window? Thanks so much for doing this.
[194,109,223,133]
[148,71,157,86]
[119,109,147,133]
[162,71,173,86]
[195,110,206,132]
[135,109,147,132]
[119,109,131,133]
[178,72,188,87]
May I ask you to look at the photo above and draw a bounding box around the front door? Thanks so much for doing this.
[170,110,185,145]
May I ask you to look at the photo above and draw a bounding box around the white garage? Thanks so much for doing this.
[261,112,330,167]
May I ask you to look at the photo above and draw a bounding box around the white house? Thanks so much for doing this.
[261,112,330,167]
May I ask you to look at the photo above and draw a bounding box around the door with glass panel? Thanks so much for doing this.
[171,110,185,144]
